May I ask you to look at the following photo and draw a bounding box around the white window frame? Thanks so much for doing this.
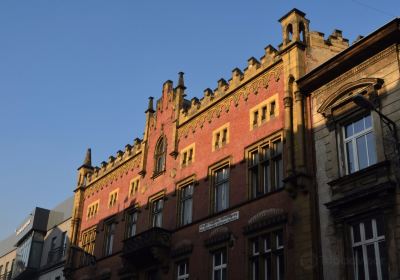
[343,114,376,174]
[212,249,227,280]
[351,218,386,280]
[214,166,229,213]
[177,260,189,280]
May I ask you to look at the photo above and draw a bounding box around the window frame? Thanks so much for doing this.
[177,182,194,227]
[348,216,388,280]
[154,136,167,175]
[208,159,231,214]
[341,113,377,175]
[103,219,116,257]
[212,248,228,280]
[247,228,285,280]
[246,134,284,199]
[125,208,138,239]
[176,259,190,280]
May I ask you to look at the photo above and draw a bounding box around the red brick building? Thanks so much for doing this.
[65,9,350,280]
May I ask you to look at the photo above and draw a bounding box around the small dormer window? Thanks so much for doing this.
[154,136,167,174]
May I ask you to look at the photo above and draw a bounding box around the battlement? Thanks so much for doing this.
[179,44,281,123]
[308,29,349,51]
[85,138,143,186]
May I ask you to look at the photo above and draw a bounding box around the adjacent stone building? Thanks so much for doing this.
[298,18,400,279]
[65,9,352,280]
[0,197,73,280]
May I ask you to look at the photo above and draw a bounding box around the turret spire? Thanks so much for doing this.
[177,72,186,90]
[81,148,92,168]
[145,96,155,113]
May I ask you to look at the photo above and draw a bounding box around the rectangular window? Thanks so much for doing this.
[261,106,267,122]
[213,249,227,280]
[179,184,194,226]
[270,101,276,118]
[343,114,377,174]
[108,189,119,208]
[214,166,229,213]
[104,220,116,256]
[177,260,189,280]
[152,199,164,228]
[212,123,230,151]
[351,217,387,280]
[130,178,140,196]
[250,229,284,280]
[126,210,138,238]
[248,138,283,199]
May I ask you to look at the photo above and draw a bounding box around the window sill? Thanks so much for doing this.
[151,170,166,180]
[328,161,391,195]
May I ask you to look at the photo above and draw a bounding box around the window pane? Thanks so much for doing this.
[376,217,385,237]
[352,223,361,243]
[366,132,377,166]
[353,118,365,135]
[356,136,369,170]
[346,142,355,173]
[222,268,227,280]
[345,123,353,138]
[379,241,388,279]
[263,162,270,193]
[367,244,378,280]
[215,252,221,266]
[277,254,284,280]
[354,246,365,280]
[265,255,271,280]
[364,220,373,240]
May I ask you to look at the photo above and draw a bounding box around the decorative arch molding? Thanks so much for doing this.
[317,78,383,118]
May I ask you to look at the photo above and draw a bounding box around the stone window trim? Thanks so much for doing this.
[244,133,284,199]
[175,175,197,228]
[87,200,100,220]
[123,205,140,240]
[180,143,196,168]
[212,123,230,151]
[129,177,140,197]
[316,78,385,179]
[208,157,231,214]
[146,190,167,228]
[249,94,279,131]
[80,226,97,255]
[103,217,117,257]
[108,188,119,208]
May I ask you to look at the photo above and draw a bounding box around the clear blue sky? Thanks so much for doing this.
[0,0,398,240]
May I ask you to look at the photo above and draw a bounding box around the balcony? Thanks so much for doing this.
[122,227,171,267]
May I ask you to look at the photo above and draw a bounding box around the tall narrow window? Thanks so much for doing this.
[179,184,194,226]
[152,199,164,228]
[248,137,283,199]
[249,230,284,280]
[61,231,67,257]
[272,140,284,190]
[270,101,276,118]
[213,249,227,280]
[155,137,167,174]
[214,166,229,213]
[104,220,116,256]
[126,210,138,238]
[344,114,377,174]
[177,260,189,280]
[351,217,387,280]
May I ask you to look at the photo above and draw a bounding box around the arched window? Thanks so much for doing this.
[154,136,167,174]
[299,21,306,43]
[286,24,293,43]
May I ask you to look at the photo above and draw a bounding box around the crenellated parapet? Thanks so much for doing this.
[308,29,349,51]
[83,138,143,193]
[178,44,281,126]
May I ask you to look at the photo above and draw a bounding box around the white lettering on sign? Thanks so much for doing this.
[15,219,31,236]
[199,211,239,233]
